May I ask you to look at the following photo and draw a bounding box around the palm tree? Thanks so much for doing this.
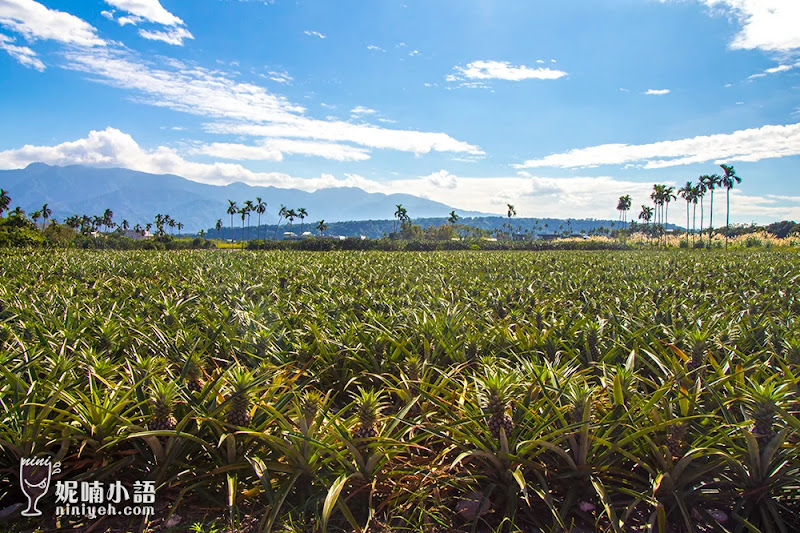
[663,186,676,238]
[275,205,288,238]
[678,181,693,249]
[691,185,701,247]
[168,217,176,236]
[0,188,10,215]
[133,223,142,235]
[227,200,238,242]
[394,204,405,234]
[243,200,254,241]
[297,207,308,233]
[316,219,327,236]
[696,177,708,239]
[239,207,247,248]
[720,164,741,250]
[448,210,460,225]
[31,210,41,227]
[506,204,516,240]
[255,197,266,241]
[651,184,665,246]
[121,219,130,232]
[285,209,297,232]
[10,206,24,218]
[216,219,223,239]
[40,203,51,229]
[639,205,653,244]
[177,222,183,237]
[103,208,114,232]
[704,174,721,246]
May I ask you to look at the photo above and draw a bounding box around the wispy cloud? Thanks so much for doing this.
[304,30,326,39]
[366,44,384,52]
[61,47,482,157]
[448,60,567,83]
[0,32,44,70]
[102,0,193,45]
[191,138,371,162]
[748,61,800,79]
[266,70,292,84]
[350,106,376,116]
[644,88,670,95]
[514,122,800,169]
[0,0,105,47]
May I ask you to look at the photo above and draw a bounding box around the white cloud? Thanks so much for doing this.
[0,31,43,70]
[1,128,795,223]
[645,89,670,95]
[304,30,325,39]
[422,169,458,189]
[139,26,192,45]
[702,0,800,52]
[100,10,115,20]
[206,121,483,156]
[366,44,384,52]
[408,49,420,57]
[0,0,105,47]
[0,127,368,189]
[748,61,800,79]
[102,0,192,45]
[449,60,567,82]
[515,122,800,169]
[191,139,371,162]
[102,0,183,26]
[266,70,292,84]
[61,47,481,157]
[350,106,376,116]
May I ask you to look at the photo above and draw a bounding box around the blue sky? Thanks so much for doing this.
[0,0,798,223]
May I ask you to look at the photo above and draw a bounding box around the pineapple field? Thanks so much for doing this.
[1,249,799,532]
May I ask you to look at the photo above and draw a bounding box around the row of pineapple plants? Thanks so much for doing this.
[1,249,799,531]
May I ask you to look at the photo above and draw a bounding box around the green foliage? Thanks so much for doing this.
[0,249,799,531]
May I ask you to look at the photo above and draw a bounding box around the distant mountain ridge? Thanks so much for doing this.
[0,163,489,232]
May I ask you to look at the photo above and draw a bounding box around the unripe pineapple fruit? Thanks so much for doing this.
[149,380,179,431]
[185,355,205,393]
[226,367,255,427]
[480,371,515,440]
[352,388,386,439]
[666,422,686,458]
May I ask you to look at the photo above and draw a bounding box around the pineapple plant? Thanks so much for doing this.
[666,422,687,459]
[686,330,708,373]
[299,388,324,424]
[479,370,515,441]
[744,381,791,450]
[352,388,386,439]
[226,367,255,427]
[149,380,179,431]
[185,354,205,393]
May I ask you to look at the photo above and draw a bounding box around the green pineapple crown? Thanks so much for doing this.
[478,368,517,416]
[299,389,324,420]
[151,379,180,412]
[352,387,387,429]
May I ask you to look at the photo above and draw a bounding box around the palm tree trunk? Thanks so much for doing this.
[725,187,730,250]
[692,203,697,248]
[709,191,714,247]
[686,202,690,249]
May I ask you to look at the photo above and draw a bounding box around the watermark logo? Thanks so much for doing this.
[19,458,155,520]
[19,456,60,517]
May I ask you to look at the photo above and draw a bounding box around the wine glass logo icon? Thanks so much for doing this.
[19,457,59,517]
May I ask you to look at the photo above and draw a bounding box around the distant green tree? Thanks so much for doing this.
[0,189,10,215]
[255,197,266,240]
[316,219,328,236]
[227,200,237,242]
[720,164,742,250]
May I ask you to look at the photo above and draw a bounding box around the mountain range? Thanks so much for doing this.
[0,164,490,232]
